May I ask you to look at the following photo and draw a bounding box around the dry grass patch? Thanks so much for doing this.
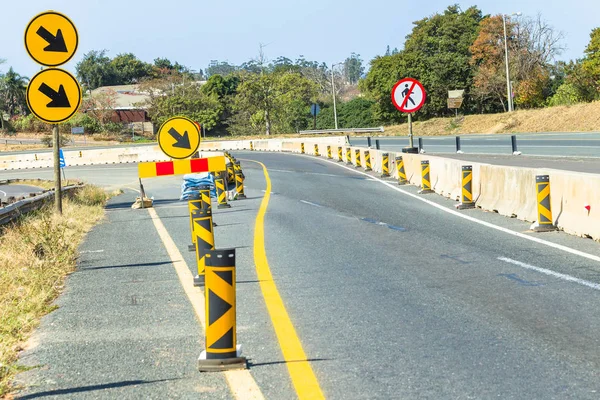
[7,180,81,191]
[0,185,110,396]
[381,101,600,137]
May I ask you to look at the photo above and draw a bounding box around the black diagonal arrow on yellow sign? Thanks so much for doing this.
[38,83,71,108]
[36,26,68,52]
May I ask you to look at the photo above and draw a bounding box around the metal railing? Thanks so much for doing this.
[0,185,83,226]
[298,127,385,135]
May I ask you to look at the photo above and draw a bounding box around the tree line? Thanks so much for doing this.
[1,4,600,136]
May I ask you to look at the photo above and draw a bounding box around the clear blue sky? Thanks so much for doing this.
[2,0,598,78]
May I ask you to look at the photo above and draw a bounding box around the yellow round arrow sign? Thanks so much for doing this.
[26,68,82,124]
[24,11,78,67]
[158,117,201,159]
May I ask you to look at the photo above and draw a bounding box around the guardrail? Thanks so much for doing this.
[298,127,384,135]
[0,185,83,226]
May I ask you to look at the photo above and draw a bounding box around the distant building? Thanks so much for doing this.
[90,84,151,124]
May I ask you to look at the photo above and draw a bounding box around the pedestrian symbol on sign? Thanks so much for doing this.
[392,78,426,113]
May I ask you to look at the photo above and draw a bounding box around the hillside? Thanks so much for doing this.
[383,101,600,136]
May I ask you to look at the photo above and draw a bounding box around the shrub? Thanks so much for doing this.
[547,83,585,107]
[103,121,124,133]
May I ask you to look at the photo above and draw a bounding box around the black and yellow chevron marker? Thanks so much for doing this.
[235,172,247,199]
[355,149,362,168]
[381,153,390,177]
[199,186,212,212]
[226,163,235,184]
[314,144,320,157]
[338,146,343,162]
[456,165,475,209]
[193,209,215,287]
[418,160,434,194]
[198,248,247,371]
[346,147,352,164]
[396,156,407,185]
[531,175,557,232]
[188,195,203,245]
[250,141,254,151]
[215,178,231,209]
[301,143,305,154]
[364,150,372,171]
[233,161,242,174]
[327,145,332,159]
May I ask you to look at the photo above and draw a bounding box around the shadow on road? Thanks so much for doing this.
[16,378,180,399]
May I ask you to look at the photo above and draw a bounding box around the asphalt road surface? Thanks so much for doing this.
[9,152,600,399]
[350,132,600,157]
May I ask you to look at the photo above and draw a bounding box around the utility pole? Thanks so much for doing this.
[53,125,62,214]
[331,63,339,130]
[502,12,521,112]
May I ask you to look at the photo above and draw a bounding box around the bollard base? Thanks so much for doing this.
[365,168,372,172]
[398,180,407,186]
[513,151,522,156]
[419,149,426,154]
[193,275,205,287]
[381,174,390,178]
[218,204,232,209]
[456,202,475,210]
[530,222,557,232]
[237,194,247,199]
[457,150,465,154]
[198,345,246,372]
[188,244,195,252]
[418,189,434,194]
[402,147,419,154]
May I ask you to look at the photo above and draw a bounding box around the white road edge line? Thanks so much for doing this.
[127,186,265,399]
[0,189,6,196]
[300,199,323,208]
[288,153,600,264]
[498,257,600,291]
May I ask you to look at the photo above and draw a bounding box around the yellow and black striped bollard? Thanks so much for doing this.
[418,160,434,194]
[381,153,390,178]
[233,161,242,174]
[235,172,247,199]
[215,177,231,209]
[396,156,407,185]
[327,145,332,159]
[188,192,203,252]
[199,185,217,227]
[314,144,320,157]
[337,146,343,162]
[531,175,556,231]
[456,165,475,209]
[198,248,247,371]
[355,149,362,168]
[346,147,352,165]
[250,141,254,151]
[301,143,305,154]
[226,163,235,185]
[364,150,372,171]
[193,208,215,287]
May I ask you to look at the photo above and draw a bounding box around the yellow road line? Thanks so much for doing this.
[147,207,264,400]
[249,160,325,400]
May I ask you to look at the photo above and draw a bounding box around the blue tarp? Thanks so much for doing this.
[180,173,217,200]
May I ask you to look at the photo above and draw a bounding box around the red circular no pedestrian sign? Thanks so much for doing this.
[391,78,426,113]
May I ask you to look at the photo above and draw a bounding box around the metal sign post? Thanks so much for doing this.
[392,78,426,154]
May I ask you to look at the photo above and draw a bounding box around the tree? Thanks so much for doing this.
[76,50,118,91]
[316,98,375,129]
[470,14,564,110]
[140,76,222,130]
[206,61,237,77]
[110,53,152,84]
[0,67,28,117]
[230,70,318,135]
[361,5,484,122]
[343,53,364,84]
[581,27,600,93]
